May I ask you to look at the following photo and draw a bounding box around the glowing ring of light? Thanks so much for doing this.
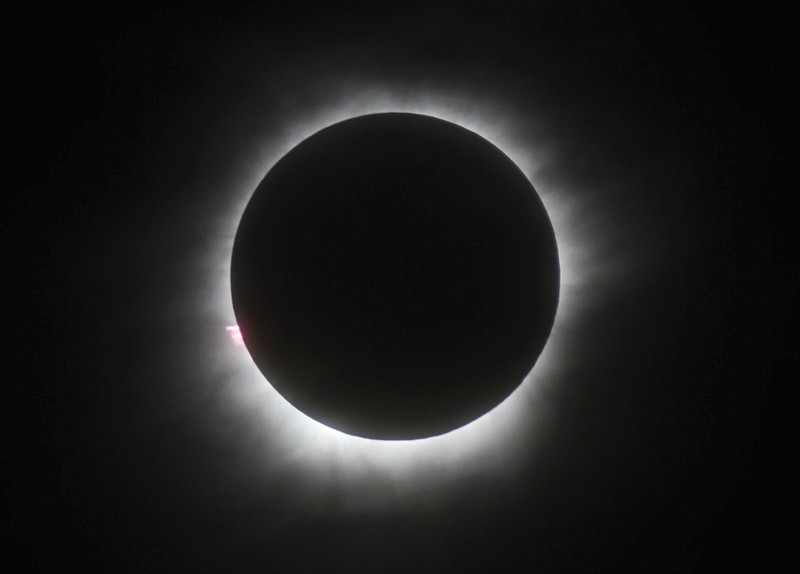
[198,82,612,509]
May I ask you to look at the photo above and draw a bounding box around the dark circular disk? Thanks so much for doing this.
[231,113,559,439]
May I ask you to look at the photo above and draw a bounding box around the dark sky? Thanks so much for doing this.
[7,1,793,571]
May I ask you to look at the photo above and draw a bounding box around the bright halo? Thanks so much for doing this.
[194,80,617,510]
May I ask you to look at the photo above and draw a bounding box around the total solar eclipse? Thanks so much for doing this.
[231,113,559,439]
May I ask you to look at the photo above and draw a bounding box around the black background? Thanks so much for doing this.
[6,1,793,571]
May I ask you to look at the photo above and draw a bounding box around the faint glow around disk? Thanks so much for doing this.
[197,81,618,508]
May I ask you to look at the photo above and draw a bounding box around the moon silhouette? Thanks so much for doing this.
[231,113,559,439]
